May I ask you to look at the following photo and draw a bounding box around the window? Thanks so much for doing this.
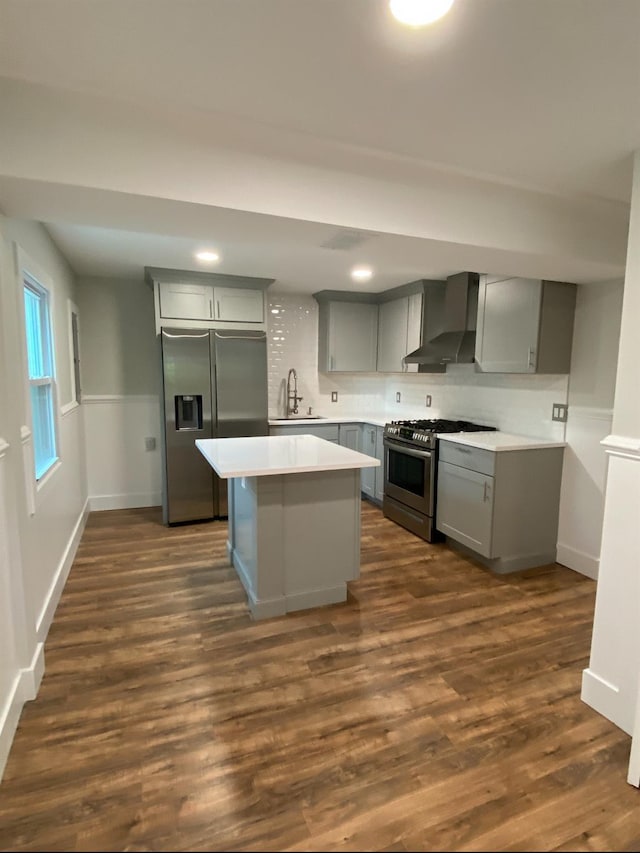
[68,300,81,404]
[23,275,58,479]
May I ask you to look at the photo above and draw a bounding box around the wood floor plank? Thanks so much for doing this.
[0,502,635,852]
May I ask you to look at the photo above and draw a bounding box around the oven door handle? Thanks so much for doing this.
[383,437,432,459]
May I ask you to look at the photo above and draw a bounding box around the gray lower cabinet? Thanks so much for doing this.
[269,423,339,443]
[338,423,361,451]
[436,439,565,573]
[360,424,384,503]
[374,428,384,502]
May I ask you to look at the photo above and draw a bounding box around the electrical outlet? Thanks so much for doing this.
[425,394,432,407]
[331,391,338,402]
[144,436,156,451]
[552,403,568,422]
[396,392,401,403]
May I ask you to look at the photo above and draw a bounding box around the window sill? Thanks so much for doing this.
[36,457,61,493]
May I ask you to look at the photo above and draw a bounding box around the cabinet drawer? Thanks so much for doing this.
[438,441,495,476]
[269,424,339,441]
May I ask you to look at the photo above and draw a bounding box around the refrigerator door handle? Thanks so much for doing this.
[213,331,268,342]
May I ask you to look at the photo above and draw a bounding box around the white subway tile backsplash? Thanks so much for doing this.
[267,292,568,438]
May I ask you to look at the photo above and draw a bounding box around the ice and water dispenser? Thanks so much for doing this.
[175,395,203,431]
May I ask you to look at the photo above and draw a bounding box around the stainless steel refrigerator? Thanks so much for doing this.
[160,327,268,524]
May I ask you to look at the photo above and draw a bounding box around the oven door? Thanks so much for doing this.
[384,437,434,516]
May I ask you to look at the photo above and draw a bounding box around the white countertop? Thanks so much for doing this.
[268,415,566,451]
[196,434,381,478]
[437,432,567,451]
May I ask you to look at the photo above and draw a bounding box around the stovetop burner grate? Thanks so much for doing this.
[387,418,496,434]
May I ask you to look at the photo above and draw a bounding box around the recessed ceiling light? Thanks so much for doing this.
[351,266,373,282]
[195,250,220,262]
[389,0,454,27]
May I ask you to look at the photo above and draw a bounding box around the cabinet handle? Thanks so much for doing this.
[483,481,491,502]
[216,300,221,319]
[528,347,536,368]
[455,447,472,454]
[209,299,213,318]
[330,355,335,370]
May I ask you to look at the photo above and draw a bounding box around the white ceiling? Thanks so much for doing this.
[0,0,638,291]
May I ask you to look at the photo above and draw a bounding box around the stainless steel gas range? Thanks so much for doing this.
[383,418,496,542]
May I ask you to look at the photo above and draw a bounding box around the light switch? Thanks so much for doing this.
[144,436,156,451]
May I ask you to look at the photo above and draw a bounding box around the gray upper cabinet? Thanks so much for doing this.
[148,267,273,334]
[317,300,379,372]
[376,293,423,372]
[159,282,264,324]
[475,276,577,373]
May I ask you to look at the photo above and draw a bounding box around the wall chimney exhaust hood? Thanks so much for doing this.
[404,271,480,370]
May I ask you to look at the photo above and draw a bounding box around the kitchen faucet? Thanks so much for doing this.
[286,368,303,416]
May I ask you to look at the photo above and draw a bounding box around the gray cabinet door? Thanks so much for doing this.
[269,424,339,441]
[159,281,213,320]
[374,427,385,502]
[360,425,377,498]
[475,277,542,373]
[377,297,409,372]
[338,423,361,451]
[214,287,264,323]
[436,460,494,557]
[324,302,378,372]
[405,292,423,374]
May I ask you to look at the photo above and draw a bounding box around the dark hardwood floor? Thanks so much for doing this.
[0,502,637,852]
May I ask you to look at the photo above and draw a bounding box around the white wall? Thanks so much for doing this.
[0,218,88,778]
[556,281,624,578]
[76,276,162,510]
[582,151,640,742]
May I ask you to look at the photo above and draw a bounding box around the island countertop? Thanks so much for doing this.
[196,434,380,478]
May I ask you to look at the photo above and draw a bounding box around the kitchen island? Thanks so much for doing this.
[196,434,379,619]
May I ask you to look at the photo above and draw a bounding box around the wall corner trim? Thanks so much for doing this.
[60,400,80,417]
[601,434,640,458]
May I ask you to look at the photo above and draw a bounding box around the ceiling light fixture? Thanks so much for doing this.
[195,250,220,262]
[389,0,454,27]
[351,266,373,282]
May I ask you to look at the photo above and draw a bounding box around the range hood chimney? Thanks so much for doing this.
[404,271,480,369]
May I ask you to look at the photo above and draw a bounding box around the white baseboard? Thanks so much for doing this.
[0,674,23,779]
[0,641,45,780]
[1,497,86,781]
[36,498,90,641]
[19,642,45,701]
[582,667,632,735]
[89,492,162,511]
[556,542,599,580]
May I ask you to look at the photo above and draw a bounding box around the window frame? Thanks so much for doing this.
[65,298,82,409]
[22,269,59,483]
